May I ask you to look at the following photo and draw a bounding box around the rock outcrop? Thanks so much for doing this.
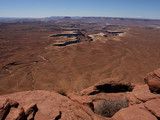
[1,69,160,120]
[0,90,108,120]
[145,99,160,119]
[80,78,133,95]
[113,104,158,120]
[0,99,19,120]
[144,68,160,93]
[53,38,80,46]
[0,98,38,120]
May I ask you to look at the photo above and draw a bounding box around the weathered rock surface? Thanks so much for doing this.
[81,78,133,95]
[0,99,19,120]
[128,92,142,106]
[0,98,38,120]
[1,69,160,120]
[0,90,108,120]
[67,93,94,110]
[80,75,160,119]
[145,68,160,93]
[24,104,38,120]
[145,99,160,118]
[79,78,135,117]
[113,104,158,120]
[6,107,25,120]
[132,84,160,102]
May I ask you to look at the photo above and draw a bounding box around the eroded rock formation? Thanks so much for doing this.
[0,68,160,120]
[144,68,160,93]
[80,78,133,95]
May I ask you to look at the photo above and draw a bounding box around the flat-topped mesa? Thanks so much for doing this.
[53,38,80,46]
[50,30,91,46]
[106,31,124,36]
[50,31,85,38]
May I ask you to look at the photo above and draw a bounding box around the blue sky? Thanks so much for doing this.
[0,0,160,19]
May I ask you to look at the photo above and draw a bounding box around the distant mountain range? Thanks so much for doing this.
[0,16,160,23]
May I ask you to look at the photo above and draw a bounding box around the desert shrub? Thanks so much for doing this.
[93,97,128,117]
[57,89,67,96]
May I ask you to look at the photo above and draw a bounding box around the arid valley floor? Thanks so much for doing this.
[0,17,160,95]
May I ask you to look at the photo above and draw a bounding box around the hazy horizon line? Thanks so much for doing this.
[0,16,160,20]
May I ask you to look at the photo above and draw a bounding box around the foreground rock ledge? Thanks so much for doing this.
[0,90,108,120]
[0,68,160,120]
[113,104,158,120]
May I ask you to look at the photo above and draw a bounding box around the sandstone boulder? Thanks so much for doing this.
[113,104,158,120]
[67,93,94,110]
[144,68,160,93]
[128,92,142,106]
[145,99,160,118]
[81,78,133,95]
[132,84,160,102]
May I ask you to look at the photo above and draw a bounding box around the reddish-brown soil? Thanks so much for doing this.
[0,18,160,94]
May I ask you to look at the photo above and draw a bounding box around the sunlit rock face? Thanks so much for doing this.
[1,69,160,120]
